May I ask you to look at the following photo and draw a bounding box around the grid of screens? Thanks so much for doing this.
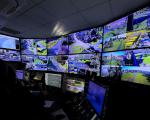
[0,34,20,50]
[103,7,150,52]
[87,81,106,115]
[102,48,150,85]
[1,6,150,86]
[45,73,62,88]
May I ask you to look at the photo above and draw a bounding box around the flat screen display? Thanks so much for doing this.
[125,29,150,49]
[16,70,24,80]
[121,48,150,85]
[47,36,68,55]
[65,78,85,93]
[103,17,128,52]
[26,56,47,71]
[0,49,21,62]
[21,55,34,63]
[103,33,126,52]
[104,17,128,39]
[121,66,150,85]
[45,73,62,88]
[30,71,44,81]
[21,39,47,55]
[87,81,106,115]
[0,34,20,50]
[101,51,124,77]
[133,7,150,31]
[68,54,100,75]
[68,27,103,54]
[47,55,68,73]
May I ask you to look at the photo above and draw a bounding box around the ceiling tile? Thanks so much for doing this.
[38,0,78,19]
[81,2,112,26]
[23,7,57,25]
[59,13,87,30]
[110,0,149,18]
[70,0,107,11]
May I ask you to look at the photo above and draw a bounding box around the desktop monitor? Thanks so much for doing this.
[64,77,85,93]
[0,34,20,50]
[16,70,24,80]
[87,81,107,116]
[45,73,62,88]
[30,71,44,81]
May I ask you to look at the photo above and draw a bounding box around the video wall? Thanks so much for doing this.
[102,6,150,86]
[0,6,150,86]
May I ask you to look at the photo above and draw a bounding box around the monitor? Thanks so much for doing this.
[87,81,107,116]
[47,55,68,73]
[68,27,103,54]
[133,7,150,31]
[47,36,69,55]
[21,39,47,55]
[21,55,34,63]
[30,71,44,81]
[26,56,47,71]
[0,49,21,62]
[16,70,24,80]
[45,73,62,88]
[0,34,20,50]
[64,78,85,93]
[121,48,150,85]
[68,54,100,76]
[125,29,150,49]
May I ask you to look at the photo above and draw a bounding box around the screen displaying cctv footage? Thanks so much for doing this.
[133,7,150,31]
[68,27,103,54]
[26,56,47,71]
[21,39,47,55]
[0,49,21,62]
[68,54,100,76]
[47,55,68,73]
[47,36,69,55]
[101,48,150,85]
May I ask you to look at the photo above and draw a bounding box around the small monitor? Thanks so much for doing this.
[16,70,24,80]
[45,73,62,88]
[30,72,44,81]
[87,81,107,117]
[64,77,85,93]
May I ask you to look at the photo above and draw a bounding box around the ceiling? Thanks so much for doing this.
[0,0,149,38]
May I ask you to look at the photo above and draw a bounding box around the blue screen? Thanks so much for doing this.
[0,34,19,49]
[87,81,106,115]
